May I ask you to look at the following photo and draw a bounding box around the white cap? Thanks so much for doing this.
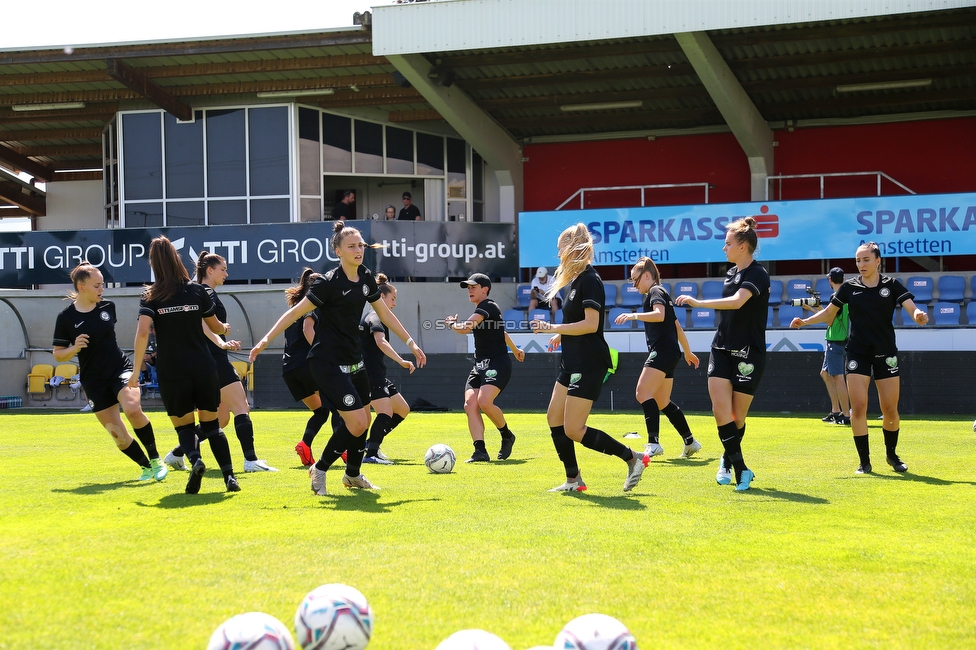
[536,267,548,279]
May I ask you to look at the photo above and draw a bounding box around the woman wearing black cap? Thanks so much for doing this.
[446,272,525,462]
[249,221,426,496]
[791,242,927,474]
[531,223,649,493]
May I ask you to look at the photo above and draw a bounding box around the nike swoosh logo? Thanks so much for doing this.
[342,289,353,295]
[738,377,751,382]
[75,322,84,327]
[852,291,863,295]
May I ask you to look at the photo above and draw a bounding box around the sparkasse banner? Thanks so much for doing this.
[518,192,976,269]
[0,221,516,287]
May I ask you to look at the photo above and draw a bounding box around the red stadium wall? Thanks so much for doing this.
[522,117,976,277]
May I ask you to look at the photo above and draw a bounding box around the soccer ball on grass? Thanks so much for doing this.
[554,613,637,650]
[207,611,295,650]
[294,583,373,650]
[435,629,511,649]
[424,443,457,474]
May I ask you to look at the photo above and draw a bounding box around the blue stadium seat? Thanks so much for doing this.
[529,309,550,324]
[901,304,927,327]
[937,275,965,302]
[516,284,532,309]
[673,281,698,299]
[702,280,723,300]
[777,305,803,329]
[673,306,688,329]
[690,307,715,329]
[906,276,934,303]
[786,278,812,300]
[503,309,527,332]
[932,302,961,326]
[620,283,642,307]
[892,307,903,327]
[604,284,618,307]
[659,282,671,296]
[967,301,976,326]
[815,277,833,299]
[607,307,634,330]
[768,279,783,305]
[554,310,564,324]
[767,306,775,327]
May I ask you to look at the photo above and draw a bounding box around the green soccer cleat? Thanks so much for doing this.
[150,458,168,482]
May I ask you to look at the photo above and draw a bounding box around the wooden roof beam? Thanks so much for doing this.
[0,181,45,216]
[0,143,54,182]
[0,127,103,142]
[107,59,192,121]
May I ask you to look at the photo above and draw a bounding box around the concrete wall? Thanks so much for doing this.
[39,180,103,231]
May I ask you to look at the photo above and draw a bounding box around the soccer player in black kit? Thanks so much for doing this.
[361,273,416,464]
[531,223,649,493]
[676,217,769,491]
[249,222,427,496]
[615,257,702,460]
[445,272,525,463]
[163,251,277,473]
[53,264,167,482]
[128,236,243,494]
[791,242,928,474]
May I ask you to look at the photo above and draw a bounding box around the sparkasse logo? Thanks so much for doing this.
[754,205,779,238]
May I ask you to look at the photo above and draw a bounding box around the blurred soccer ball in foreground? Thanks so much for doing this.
[554,613,637,650]
[294,583,372,650]
[435,629,511,650]
[207,611,295,650]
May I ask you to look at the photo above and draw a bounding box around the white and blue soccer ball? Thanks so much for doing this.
[207,611,296,650]
[554,613,637,650]
[294,583,373,650]
[424,443,457,474]
[435,629,512,650]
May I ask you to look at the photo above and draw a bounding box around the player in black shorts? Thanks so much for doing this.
[52,264,167,482]
[445,272,525,463]
[360,273,416,464]
[615,257,702,460]
[531,223,649,493]
[128,236,243,494]
[790,242,928,474]
[283,269,341,467]
[249,221,427,497]
[676,217,770,491]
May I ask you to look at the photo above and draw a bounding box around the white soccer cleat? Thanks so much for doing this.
[243,459,279,472]
[376,450,389,460]
[548,475,587,492]
[342,473,381,490]
[643,442,664,458]
[680,439,703,458]
[163,450,187,471]
[309,466,327,496]
[623,452,649,491]
[716,459,733,485]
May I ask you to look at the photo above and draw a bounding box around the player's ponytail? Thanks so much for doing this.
[376,272,395,297]
[195,250,225,283]
[548,223,594,301]
[728,217,759,254]
[146,236,190,302]
[285,267,319,306]
[66,263,98,301]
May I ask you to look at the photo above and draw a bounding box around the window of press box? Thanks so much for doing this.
[298,107,321,196]
[206,109,247,197]
[165,201,205,227]
[385,126,414,175]
[322,112,352,173]
[122,113,162,200]
[354,119,383,174]
[447,137,466,199]
[416,132,444,176]
[164,111,204,199]
[248,107,289,196]
[250,198,291,224]
[125,203,163,227]
[208,199,247,225]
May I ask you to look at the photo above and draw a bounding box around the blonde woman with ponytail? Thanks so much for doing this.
[531,223,649,493]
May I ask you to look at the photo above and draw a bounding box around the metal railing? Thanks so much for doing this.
[556,182,710,210]
[765,171,914,201]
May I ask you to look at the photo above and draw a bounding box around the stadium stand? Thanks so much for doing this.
[607,307,634,330]
[906,276,934,303]
[503,308,527,332]
[26,364,54,401]
[620,283,642,307]
[786,278,812,300]
[673,281,698,300]
[776,305,803,329]
[967,301,976,326]
[690,307,715,329]
[528,309,551,324]
[516,284,532,309]
[937,275,966,302]
[604,284,618,308]
[701,280,723,300]
[932,302,961,327]
[769,279,783,305]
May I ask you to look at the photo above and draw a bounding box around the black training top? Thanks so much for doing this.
[138,282,217,379]
[329,201,353,221]
[471,298,508,360]
[642,285,680,353]
[282,312,316,374]
[305,265,381,365]
[203,286,228,358]
[361,310,390,381]
[712,260,770,353]
[397,204,421,220]
[831,274,912,356]
[53,300,132,382]
[560,265,612,373]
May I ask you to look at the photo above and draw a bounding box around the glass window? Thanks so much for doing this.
[164,112,204,199]
[301,197,322,222]
[322,113,352,173]
[250,198,291,224]
[385,126,414,175]
[249,107,289,196]
[166,201,205,226]
[417,132,444,176]
[125,202,163,227]
[299,107,321,196]
[208,199,247,225]
[206,109,246,197]
[122,113,162,200]
[447,137,466,199]
[354,120,383,173]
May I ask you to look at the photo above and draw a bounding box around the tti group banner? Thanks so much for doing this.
[518,192,976,269]
[0,221,516,287]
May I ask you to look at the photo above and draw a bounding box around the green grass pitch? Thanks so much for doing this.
[1,409,975,649]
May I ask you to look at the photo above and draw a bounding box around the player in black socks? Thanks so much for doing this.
[791,241,927,474]
[128,236,242,494]
[361,274,416,464]
[283,268,340,467]
[446,272,525,462]
[53,264,167,482]
[676,217,770,491]
[531,223,649,493]
[249,222,426,496]
[615,257,701,460]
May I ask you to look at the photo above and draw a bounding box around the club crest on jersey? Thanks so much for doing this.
[733,273,742,284]
[880,287,890,297]
[568,289,576,301]
[648,351,657,360]
[847,359,858,371]
[362,284,369,296]
[99,311,110,321]
[342,394,356,407]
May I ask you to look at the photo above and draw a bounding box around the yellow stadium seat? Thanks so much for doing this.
[27,364,54,400]
[231,361,253,390]
[52,363,79,400]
